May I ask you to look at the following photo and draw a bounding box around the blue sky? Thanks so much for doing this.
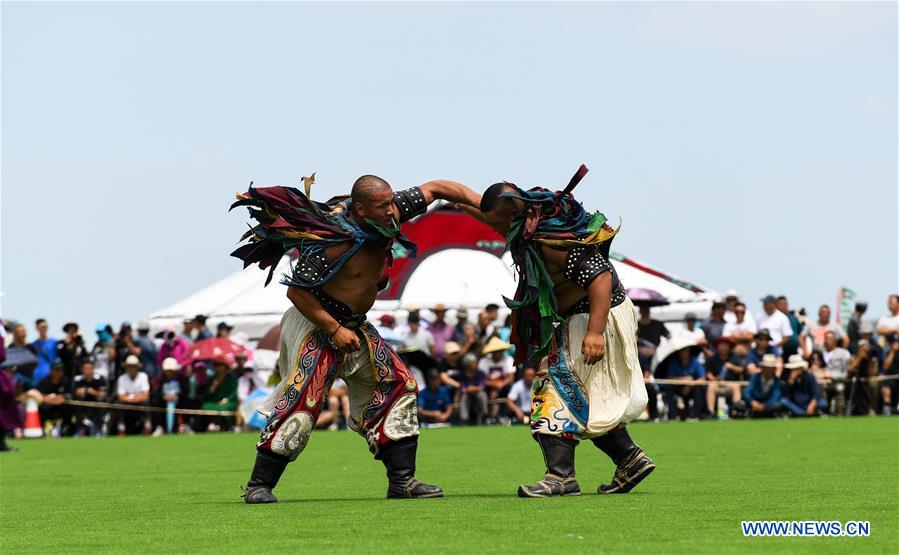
[2,1,896,338]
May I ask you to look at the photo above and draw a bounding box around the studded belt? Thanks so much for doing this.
[311,288,368,329]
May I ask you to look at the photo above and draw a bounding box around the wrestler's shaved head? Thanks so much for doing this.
[351,175,392,205]
[480,182,518,214]
[480,182,523,236]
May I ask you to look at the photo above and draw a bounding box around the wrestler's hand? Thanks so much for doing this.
[332,326,361,353]
[582,332,605,365]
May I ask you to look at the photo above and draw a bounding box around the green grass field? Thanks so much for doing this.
[1,417,897,554]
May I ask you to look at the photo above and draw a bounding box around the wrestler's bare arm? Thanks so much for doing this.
[286,287,340,335]
[455,203,488,223]
[418,179,482,208]
[586,273,612,336]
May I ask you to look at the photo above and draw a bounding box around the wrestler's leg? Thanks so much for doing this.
[518,371,581,498]
[591,426,656,494]
[344,330,442,499]
[245,327,341,504]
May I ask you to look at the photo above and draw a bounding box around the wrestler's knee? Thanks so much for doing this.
[270,411,315,461]
[383,392,420,441]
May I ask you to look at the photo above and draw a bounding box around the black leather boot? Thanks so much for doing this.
[381,437,443,499]
[243,451,288,504]
[517,434,580,498]
[592,427,655,494]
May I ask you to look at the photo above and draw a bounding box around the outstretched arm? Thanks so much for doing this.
[419,179,481,208]
[455,203,488,224]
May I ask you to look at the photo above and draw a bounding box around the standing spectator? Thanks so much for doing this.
[157,328,190,367]
[780,355,825,417]
[662,346,706,420]
[427,304,457,361]
[722,302,757,345]
[700,302,727,348]
[0,357,23,451]
[881,337,899,416]
[135,322,159,378]
[742,354,782,418]
[194,315,213,341]
[637,306,671,370]
[723,290,757,328]
[36,361,73,436]
[417,371,453,425]
[90,324,116,382]
[114,355,150,435]
[376,314,397,339]
[822,330,851,415]
[756,295,793,355]
[113,322,140,380]
[505,366,536,424]
[201,356,238,432]
[216,322,233,339]
[675,313,707,346]
[776,295,803,358]
[452,308,469,343]
[478,337,515,421]
[803,305,847,352]
[847,300,868,353]
[875,294,899,343]
[8,324,38,389]
[180,319,195,344]
[456,353,488,425]
[847,340,880,415]
[72,360,108,436]
[746,330,780,376]
[31,318,57,384]
[400,314,435,356]
[56,323,88,380]
[474,311,495,343]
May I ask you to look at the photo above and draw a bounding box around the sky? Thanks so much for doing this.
[2,1,897,339]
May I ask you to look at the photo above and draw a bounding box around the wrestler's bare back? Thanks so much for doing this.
[540,245,590,314]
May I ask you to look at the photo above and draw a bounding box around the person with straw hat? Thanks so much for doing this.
[781,355,826,417]
[480,336,515,422]
[469,165,653,497]
[742,354,783,418]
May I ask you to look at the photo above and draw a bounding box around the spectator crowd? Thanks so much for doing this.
[1,292,897,450]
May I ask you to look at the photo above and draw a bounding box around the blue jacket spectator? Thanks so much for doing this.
[744,355,782,416]
[418,372,453,424]
[781,355,825,416]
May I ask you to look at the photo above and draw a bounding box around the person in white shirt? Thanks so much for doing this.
[400,314,435,355]
[876,294,899,342]
[723,290,757,328]
[505,367,536,424]
[115,354,150,435]
[675,313,707,345]
[755,295,793,354]
[479,336,515,420]
[722,302,757,344]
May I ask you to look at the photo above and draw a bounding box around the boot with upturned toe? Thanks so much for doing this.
[381,437,443,499]
[592,427,655,494]
[243,451,288,504]
[517,434,580,498]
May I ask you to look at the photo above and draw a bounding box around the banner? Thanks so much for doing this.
[837,287,856,331]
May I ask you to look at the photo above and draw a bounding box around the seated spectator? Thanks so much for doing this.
[182,361,209,433]
[427,304,457,362]
[746,329,781,376]
[8,323,38,390]
[780,355,825,417]
[90,324,116,381]
[151,357,188,435]
[699,302,727,348]
[114,355,150,435]
[0,359,22,451]
[72,360,108,436]
[723,290,757,329]
[704,337,744,416]
[803,305,847,352]
[401,314,435,356]
[756,295,793,356]
[722,302,757,345]
[437,341,463,389]
[56,322,88,381]
[452,308,469,344]
[777,296,803,359]
[479,337,515,421]
[847,301,868,352]
[235,352,265,429]
[135,321,159,378]
[662,346,706,420]
[216,322,233,339]
[505,366,536,424]
[741,354,782,418]
[417,371,453,425]
[822,330,851,414]
[201,356,238,432]
[847,340,880,415]
[317,378,351,430]
[194,314,213,341]
[36,360,74,436]
[882,337,899,416]
[456,353,488,425]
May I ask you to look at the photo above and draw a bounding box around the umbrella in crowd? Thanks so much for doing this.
[0,346,39,372]
[627,287,669,307]
[257,324,280,351]
[398,348,437,373]
[651,335,702,377]
[180,337,247,364]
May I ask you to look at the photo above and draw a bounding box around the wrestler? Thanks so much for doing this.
[468,165,655,497]
[232,174,481,503]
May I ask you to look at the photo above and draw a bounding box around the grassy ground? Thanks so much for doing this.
[1,417,897,554]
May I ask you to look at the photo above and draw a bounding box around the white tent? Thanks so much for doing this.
[148,248,719,342]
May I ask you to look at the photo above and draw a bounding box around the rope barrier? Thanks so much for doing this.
[60,399,237,416]
[651,375,896,386]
